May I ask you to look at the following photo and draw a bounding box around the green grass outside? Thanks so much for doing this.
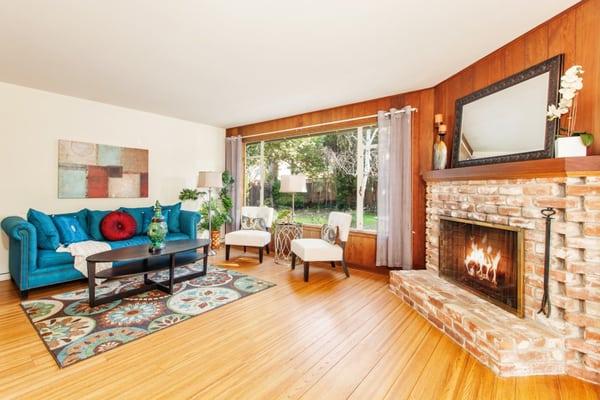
[288,209,377,231]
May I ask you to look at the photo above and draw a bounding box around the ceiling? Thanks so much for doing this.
[0,0,579,128]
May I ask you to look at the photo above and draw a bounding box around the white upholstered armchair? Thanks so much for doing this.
[225,206,275,264]
[290,212,352,282]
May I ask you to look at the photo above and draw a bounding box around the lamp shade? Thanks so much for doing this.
[280,174,307,193]
[197,171,223,188]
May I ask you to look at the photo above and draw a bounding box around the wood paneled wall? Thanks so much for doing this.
[227,90,435,272]
[226,0,600,271]
[435,0,600,158]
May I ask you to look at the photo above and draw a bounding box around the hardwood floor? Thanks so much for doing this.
[0,251,598,399]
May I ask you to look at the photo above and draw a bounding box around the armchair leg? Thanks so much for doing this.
[243,246,247,253]
[259,247,263,263]
[265,244,270,255]
[225,245,230,260]
[304,262,310,282]
[20,289,29,299]
[330,261,336,269]
[291,253,296,270]
[341,259,350,278]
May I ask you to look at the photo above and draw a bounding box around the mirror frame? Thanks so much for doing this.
[451,54,563,168]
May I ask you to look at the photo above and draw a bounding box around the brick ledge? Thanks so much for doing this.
[390,269,566,377]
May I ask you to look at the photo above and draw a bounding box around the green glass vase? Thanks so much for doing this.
[147,201,168,253]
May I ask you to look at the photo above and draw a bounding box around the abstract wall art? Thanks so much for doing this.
[58,140,148,198]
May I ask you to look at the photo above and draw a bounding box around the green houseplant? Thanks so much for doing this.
[198,171,235,249]
[179,188,201,201]
[179,188,202,211]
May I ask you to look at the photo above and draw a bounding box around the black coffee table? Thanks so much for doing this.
[86,239,210,307]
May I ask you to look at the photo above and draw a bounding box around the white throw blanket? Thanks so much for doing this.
[57,240,112,283]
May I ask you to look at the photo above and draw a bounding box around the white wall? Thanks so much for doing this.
[0,82,225,278]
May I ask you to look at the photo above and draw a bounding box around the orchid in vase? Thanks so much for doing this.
[547,65,594,152]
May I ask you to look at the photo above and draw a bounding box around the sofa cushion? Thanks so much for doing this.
[291,238,343,262]
[119,207,152,235]
[27,209,60,250]
[88,210,111,240]
[161,203,182,233]
[101,211,136,241]
[37,249,74,269]
[107,235,151,249]
[166,232,190,242]
[53,216,90,245]
[225,230,271,247]
[53,209,89,235]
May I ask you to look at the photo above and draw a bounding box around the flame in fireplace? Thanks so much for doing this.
[464,237,501,285]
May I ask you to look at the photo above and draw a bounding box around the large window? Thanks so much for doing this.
[245,125,378,230]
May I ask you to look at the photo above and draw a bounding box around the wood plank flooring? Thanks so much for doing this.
[0,251,598,399]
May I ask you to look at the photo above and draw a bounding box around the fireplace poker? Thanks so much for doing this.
[538,207,556,318]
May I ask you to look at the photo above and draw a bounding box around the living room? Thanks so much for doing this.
[1,1,599,399]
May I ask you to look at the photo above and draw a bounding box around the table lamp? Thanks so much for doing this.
[280,174,307,222]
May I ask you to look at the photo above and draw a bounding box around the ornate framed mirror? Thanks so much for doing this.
[451,54,563,168]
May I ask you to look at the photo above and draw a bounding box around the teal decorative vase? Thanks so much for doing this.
[147,201,168,253]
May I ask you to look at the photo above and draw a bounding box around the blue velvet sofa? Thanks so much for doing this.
[1,206,201,297]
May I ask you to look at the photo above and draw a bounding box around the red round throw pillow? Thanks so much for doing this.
[100,211,137,241]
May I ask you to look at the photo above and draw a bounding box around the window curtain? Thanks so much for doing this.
[376,106,413,269]
[225,135,243,232]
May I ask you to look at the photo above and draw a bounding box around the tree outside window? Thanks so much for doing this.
[244,125,378,230]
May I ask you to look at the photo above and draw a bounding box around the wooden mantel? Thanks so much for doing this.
[422,156,600,182]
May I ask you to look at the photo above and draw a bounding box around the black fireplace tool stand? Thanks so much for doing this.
[538,207,556,318]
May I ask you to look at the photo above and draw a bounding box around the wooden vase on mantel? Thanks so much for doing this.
[210,230,221,250]
[433,134,448,170]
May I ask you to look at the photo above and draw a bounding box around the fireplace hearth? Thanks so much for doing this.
[439,217,524,317]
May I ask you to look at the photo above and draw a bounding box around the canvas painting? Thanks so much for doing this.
[58,140,148,198]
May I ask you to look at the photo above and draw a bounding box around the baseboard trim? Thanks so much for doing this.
[0,273,11,282]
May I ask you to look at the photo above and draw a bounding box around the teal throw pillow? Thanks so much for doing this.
[119,207,152,236]
[161,203,181,233]
[27,209,61,250]
[53,216,89,245]
[88,210,110,240]
[53,209,90,235]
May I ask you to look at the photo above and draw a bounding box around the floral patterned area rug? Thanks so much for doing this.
[21,264,275,368]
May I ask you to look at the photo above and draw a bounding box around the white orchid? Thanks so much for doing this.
[547,104,568,121]
[564,65,584,76]
[547,64,584,132]
[559,88,576,100]
[559,97,572,109]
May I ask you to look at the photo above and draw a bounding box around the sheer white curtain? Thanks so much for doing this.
[376,106,413,269]
[225,136,243,232]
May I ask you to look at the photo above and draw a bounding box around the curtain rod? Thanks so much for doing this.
[238,107,417,140]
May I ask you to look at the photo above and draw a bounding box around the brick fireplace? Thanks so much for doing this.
[389,157,600,384]
[439,217,524,317]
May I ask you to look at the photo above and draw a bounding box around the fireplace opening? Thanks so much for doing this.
[439,217,524,317]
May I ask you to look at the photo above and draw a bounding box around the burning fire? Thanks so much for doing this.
[464,236,501,285]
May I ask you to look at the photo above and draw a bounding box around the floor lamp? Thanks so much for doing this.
[280,174,307,222]
[197,171,223,256]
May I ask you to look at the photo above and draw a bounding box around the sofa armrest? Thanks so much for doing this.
[1,216,38,290]
[179,211,201,240]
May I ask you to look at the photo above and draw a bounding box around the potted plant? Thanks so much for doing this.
[198,171,235,249]
[275,209,293,225]
[178,188,202,211]
[199,199,231,250]
[547,65,594,157]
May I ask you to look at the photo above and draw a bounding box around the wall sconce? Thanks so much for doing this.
[433,114,448,170]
